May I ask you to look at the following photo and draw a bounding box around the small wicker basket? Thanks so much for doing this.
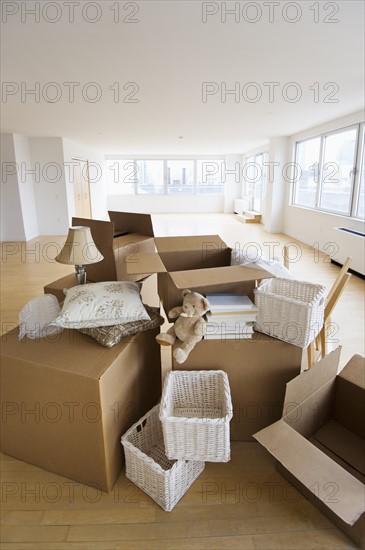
[121,405,204,512]
[160,370,233,463]
[254,278,326,348]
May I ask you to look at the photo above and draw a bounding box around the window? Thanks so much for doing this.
[319,128,357,215]
[136,161,164,194]
[197,160,225,194]
[167,161,194,194]
[105,158,225,195]
[292,123,364,219]
[293,138,321,208]
[243,152,269,213]
[106,160,135,195]
[357,151,365,219]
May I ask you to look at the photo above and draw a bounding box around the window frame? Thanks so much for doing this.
[292,122,364,220]
[105,158,225,196]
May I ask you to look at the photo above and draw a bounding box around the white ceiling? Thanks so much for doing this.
[1,0,364,154]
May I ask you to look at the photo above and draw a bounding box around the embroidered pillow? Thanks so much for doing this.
[79,305,164,347]
[51,281,150,329]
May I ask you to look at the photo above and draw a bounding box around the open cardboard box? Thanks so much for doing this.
[254,347,365,549]
[72,211,156,283]
[0,327,161,492]
[126,234,274,318]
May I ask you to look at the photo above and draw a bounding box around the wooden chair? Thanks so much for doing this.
[307,257,352,367]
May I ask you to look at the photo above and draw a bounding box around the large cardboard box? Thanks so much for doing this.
[172,333,303,441]
[0,327,161,492]
[254,348,365,549]
[127,234,274,318]
[72,211,156,283]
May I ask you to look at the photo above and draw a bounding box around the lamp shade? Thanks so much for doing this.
[55,226,104,266]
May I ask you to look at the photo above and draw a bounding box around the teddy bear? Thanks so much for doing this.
[156,289,211,364]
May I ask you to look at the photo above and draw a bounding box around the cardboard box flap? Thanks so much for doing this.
[125,252,167,274]
[338,354,365,389]
[170,265,274,290]
[283,347,341,412]
[254,420,365,526]
[312,420,365,476]
[72,217,116,282]
[2,328,132,379]
[113,233,154,248]
[154,235,228,253]
[108,211,154,237]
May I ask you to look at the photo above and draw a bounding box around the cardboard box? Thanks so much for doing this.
[172,332,303,441]
[72,211,156,283]
[0,327,161,492]
[127,234,274,318]
[254,348,365,549]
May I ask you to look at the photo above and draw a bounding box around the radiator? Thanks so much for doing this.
[333,227,365,277]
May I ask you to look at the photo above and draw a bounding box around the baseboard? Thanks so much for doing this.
[330,259,365,280]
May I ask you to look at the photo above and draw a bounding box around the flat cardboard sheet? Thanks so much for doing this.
[313,420,365,476]
[170,265,274,289]
[254,420,365,526]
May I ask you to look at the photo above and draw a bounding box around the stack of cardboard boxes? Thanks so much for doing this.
[1,211,363,548]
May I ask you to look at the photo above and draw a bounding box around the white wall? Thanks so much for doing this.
[264,137,289,233]
[107,194,223,213]
[29,138,69,235]
[0,134,26,241]
[62,139,108,222]
[223,155,242,213]
[283,110,365,274]
[13,134,39,240]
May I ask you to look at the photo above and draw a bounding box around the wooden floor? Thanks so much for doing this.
[1,214,364,550]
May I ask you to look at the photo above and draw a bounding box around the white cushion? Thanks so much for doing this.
[51,281,150,329]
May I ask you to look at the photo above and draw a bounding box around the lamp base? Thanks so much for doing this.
[75,265,86,285]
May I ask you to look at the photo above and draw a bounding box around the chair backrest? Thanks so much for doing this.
[326,257,352,306]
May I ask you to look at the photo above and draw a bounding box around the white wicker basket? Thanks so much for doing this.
[121,405,204,512]
[160,370,233,463]
[254,278,326,348]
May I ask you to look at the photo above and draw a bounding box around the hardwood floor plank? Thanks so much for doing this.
[1,526,69,543]
[1,511,44,525]
[66,513,334,542]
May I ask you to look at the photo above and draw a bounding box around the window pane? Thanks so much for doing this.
[293,138,321,208]
[136,161,164,194]
[167,161,194,194]
[106,160,135,194]
[197,160,224,195]
[319,128,357,214]
[357,142,365,219]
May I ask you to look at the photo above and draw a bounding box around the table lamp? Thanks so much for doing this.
[55,226,104,284]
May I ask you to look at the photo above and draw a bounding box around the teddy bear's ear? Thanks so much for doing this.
[202,298,210,310]
[182,289,191,297]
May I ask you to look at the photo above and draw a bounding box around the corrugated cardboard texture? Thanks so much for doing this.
[72,213,155,283]
[277,463,365,550]
[113,233,156,282]
[281,348,340,437]
[254,421,365,526]
[254,350,365,548]
[334,355,365,439]
[72,217,117,282]
[172,332,302,441]
[108,211,154,237]
[161,265,273,317]
[1,327,161,492]
[312,420,365,476]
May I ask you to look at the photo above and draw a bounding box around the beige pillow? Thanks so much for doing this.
[79,305,164,348]
[51,281,150,329]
